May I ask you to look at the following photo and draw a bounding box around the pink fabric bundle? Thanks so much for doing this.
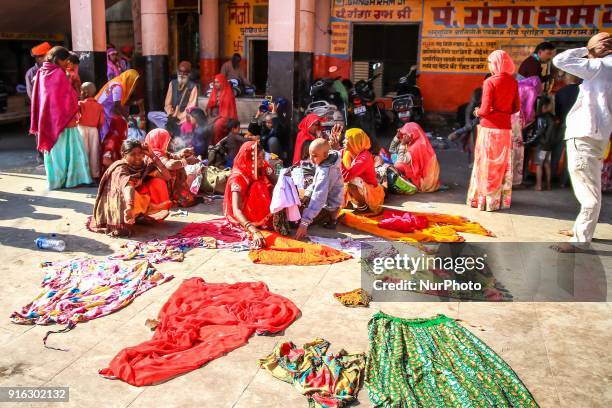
[30,62,78,152]
[378,212,428,233]
[174,218,246,247]
[518,76,542,127]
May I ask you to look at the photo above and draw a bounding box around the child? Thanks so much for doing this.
[78,82,104,179]
[295,139,344,239]
[533,96,558,191]
[219,119,252,167]
[66,53,81,94]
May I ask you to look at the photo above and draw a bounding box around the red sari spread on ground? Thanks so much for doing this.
[99,277,300,386]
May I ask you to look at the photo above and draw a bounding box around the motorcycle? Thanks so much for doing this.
[206,79,255,98]
[305,77,347,135]
[392,65,424,125]
[348,73,386,142]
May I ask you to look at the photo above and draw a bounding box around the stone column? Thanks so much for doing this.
[267,0,315,133]
[141,0,169,112]
[313,0,331,79]
[199,0,219,89]
[69,0,107,91]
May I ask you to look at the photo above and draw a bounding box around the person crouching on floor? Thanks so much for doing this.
[88,140,171,237]
[78,82,104,181]
[295,139,344,240]
[224,141,280,248]
[389,122,441,192]
[341,128,385,214]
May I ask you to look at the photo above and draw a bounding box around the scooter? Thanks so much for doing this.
[392,65,424,125]
[206,79,255,98]
[348,73,386,142]
[305,76,347,135]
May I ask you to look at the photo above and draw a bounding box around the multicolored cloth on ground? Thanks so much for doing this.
[100,278,300,386]
[110,236,217,264]
[333,288,371,308]
[11,258,172,328]
[258,338,366,408]
[365,312,538,407]
[249,231,352,265]
[340,208,494,243]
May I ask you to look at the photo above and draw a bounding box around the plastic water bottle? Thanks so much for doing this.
[35,237,66,252]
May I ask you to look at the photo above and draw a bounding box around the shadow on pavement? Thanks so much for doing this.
[0,191,93,218]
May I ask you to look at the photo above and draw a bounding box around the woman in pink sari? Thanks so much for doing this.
[467,50,520,211]
[30,46,92,190]
[389,122,440,192]
[511,76,542,185]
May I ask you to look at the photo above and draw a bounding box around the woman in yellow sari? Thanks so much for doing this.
[341,128,385,214]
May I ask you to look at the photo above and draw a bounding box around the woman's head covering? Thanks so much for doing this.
[342,128,371,168]
[232,140,260,181]
[144,128,171,157]
[487,50,515,76]
[298,114,322,133]
[207,73,238,119]
[292,114,322,164]
[399,122,426,144]
[96,69,140,106]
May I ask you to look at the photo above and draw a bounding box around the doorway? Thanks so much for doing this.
[248,38,268,94]
[352,24,420,96]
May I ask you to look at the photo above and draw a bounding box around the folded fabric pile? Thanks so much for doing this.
[378,212,428,233]
[249,231,352,265]
[333,288,371,308]
[11,258,172,347]
[110,236,216,264]
[365,312,538,407]
[175,217,248,247]
[258,338,365,408]
[341,208,494,243]
[100,278,300,386]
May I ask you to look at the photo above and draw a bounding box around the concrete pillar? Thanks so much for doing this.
[199,0,219,88]
[268,0,315,135]
[313,0,331,79]
[131,0,143,56]
[69,0,107,91]
[141,0,169,112]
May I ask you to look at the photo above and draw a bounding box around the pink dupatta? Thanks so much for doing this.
[30,62,78,152]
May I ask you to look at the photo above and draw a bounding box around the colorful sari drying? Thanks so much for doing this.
[340,208,493,243]
[110,236,216,264]
[393,123,440,192]
[207,74,238,144]
[100,278,300,386]
[11,258,172,347]
[249,231,352,265]
[293,114,322,164]
[224,141,275,227]
[365,312,538,407]
[258,338,366,408]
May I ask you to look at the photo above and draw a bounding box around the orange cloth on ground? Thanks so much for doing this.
[339,208,493,243]
[249,231,352,265]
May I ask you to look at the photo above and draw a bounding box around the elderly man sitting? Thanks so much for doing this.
[147,61,199,133]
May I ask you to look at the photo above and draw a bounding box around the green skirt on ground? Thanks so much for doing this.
[44,127,92,190]
[365,312,539,407]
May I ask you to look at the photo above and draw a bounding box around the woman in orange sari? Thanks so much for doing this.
[224,141,278,248]
[88,140,171,237]
[206,74,238,144]
[390,122,440,192]
[341,128,385,214]
[144,128,201,208]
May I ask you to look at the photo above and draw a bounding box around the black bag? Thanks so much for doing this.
[522,123,538,146]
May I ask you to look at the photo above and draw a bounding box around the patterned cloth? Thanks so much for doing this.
[365,312,538,407]
[11,258,172,327]
[110,236,216,264]
[258,338,366,408]
[333,288,371,308]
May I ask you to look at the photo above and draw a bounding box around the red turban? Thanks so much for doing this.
[31,42,51,57]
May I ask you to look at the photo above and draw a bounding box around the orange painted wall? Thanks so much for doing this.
[418,73,486,113]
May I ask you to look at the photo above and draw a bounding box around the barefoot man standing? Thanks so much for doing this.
[552,32,612,251]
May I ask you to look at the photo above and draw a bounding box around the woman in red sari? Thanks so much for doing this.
[224,141,278,248]
[467,50,520,211]
[144,128,201,208]
[293,113,322,164]
[206,74,238,144]
[390,122,440,192]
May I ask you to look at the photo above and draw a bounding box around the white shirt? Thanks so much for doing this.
[553,47,611,141]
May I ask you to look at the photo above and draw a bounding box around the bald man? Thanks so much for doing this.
[295,138,344,240]
[552,32,612,251]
